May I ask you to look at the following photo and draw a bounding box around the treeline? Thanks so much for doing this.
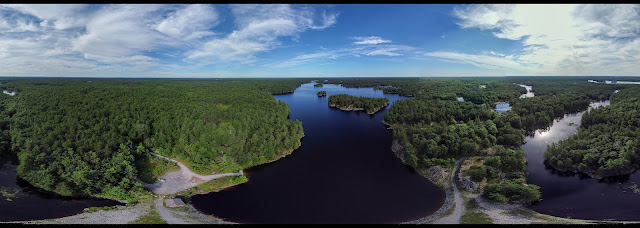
[506,77,616,132]
[328,94,389,114]
[322,77,526,103]
[545,86,640,178]
[4,78,306,202]
[0,89,15,159]
[373,77,540,203]
[317,91,327,97]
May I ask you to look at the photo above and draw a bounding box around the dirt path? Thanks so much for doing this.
[434,158,465,224]
[154,198,188,224]
[138,153,243,195]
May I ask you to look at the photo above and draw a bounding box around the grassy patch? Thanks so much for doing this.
[460,198,493,224]
[129,205,167,224]
[83,205,122,213]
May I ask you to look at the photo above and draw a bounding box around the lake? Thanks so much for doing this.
[0,161,122,222]
[524,100,640,221]
[190,82,446,224]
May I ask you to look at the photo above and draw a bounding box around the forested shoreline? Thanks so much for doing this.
[371,77,624,204]
[0,78,307,202]
[328,94,389,114]
[545,86,640,178]
[0,76,636,207]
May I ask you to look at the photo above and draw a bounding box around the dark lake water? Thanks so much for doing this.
[0,160,122,222]
[524,100,640,221]
[191,82,446,224]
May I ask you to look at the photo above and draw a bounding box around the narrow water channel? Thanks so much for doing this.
[190,83,446,224]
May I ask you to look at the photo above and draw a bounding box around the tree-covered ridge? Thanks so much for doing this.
[4,78,305,201]
[322,77,526,104]
[384,99,496,125]
[545,87,640,178]
[317,91,326,97]
[327,94,389,114]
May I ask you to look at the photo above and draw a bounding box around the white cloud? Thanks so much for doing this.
[434,4,640,76]
[273,44,415,68]
[351,36,391,45]
[155,4,218,40]
[186,4,339,64]
[2,4,90,30]
[72,5,164,60]
[0,4,339,76]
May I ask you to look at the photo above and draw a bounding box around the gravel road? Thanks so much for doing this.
[138,153,242,195]
[433,158,465,224]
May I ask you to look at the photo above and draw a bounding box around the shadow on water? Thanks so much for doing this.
[190,82,446,224]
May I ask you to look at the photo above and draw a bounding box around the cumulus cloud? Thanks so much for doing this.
[0,4,339,76]
[434,4,640,75]
[186,4,339,64]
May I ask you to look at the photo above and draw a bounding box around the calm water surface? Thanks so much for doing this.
[0,161,122,222]
[191,83,446,224]
[524,100,640,221]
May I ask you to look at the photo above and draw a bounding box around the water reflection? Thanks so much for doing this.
[524,100,640,221]
[190,83,446,224]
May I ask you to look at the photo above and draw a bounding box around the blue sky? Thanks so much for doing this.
[1,4,639,77]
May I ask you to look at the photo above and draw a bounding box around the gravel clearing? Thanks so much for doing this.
[138,153,242,195]
[26,201,152,224]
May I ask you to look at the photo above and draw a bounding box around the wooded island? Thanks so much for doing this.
[327,94,389,114]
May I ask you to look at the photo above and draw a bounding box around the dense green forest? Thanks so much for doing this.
[327,94,389,114]
[377,77,624,204]
[1,78,307,202]
[0,76,634,206]
[545,86,640,178]
[0,86,15,160]
[317,91,327,97]
[467,146,541,203]
[322,77,526,104]
[506,77,617,132]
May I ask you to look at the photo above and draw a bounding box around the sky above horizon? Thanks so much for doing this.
[1,4,639,78]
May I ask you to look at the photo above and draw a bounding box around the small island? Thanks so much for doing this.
[328,94,389,114]
[317,91,327,97]
[314,83,323,87]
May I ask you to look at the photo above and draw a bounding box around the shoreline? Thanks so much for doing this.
[328,101,389,115]
[544,160,640,180]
